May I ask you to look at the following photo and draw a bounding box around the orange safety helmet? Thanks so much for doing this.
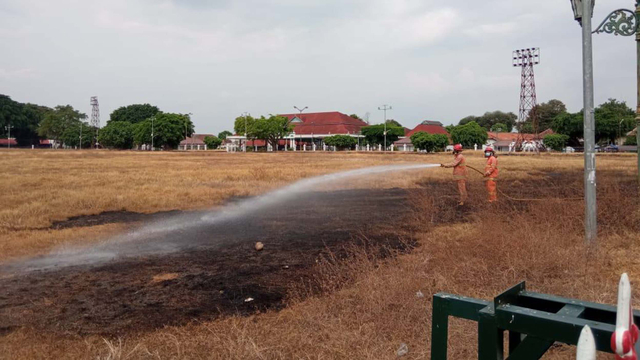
[453,144,463,152]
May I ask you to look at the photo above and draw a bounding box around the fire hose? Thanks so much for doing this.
[464,164,584,202]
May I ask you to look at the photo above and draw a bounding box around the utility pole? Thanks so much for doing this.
[637,1,640,184]
[151,116,155,151]
[188,113,193,150]
[79,123,82,150]
[572,0,597,244]
[5,124,13,149]
[378,105,392,151]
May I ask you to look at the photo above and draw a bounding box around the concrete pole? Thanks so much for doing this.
[582,0,597,244]
[637,2,640,184]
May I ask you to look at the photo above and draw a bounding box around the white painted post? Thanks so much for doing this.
[378,144,382,152]
[403,144,407,152]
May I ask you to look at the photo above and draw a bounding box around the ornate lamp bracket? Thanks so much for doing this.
[593,9,639,36]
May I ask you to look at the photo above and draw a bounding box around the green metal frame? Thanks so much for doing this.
[430,282,640,359]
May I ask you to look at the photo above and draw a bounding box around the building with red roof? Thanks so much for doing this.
[0,138,17,147]
[226,111,367,151]
[179,134,216,150]
[394,120,449,152]
[487,128,555,152]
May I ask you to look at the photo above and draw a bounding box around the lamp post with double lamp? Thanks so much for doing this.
[241,112,250,153]
[294,106,307,151]
[378,105,392,151]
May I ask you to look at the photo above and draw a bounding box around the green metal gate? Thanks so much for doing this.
[430,282,640,359]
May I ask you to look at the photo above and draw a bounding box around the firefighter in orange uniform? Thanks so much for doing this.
[441,144,467,206]
[483,147,499,202]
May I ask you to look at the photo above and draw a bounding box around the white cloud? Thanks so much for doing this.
[0,0,637,131]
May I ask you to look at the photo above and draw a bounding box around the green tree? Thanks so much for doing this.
[520,122,535,134]
[19,103,50,146]
[109,104,160,124]
[217,130,232,140]
[386,119,402,127]
[349,114,363,120]
[133,113,194,149]
[234,115,256,137]
[528,99,567,131]
[445,124,456,134]
[323,135,357,150]
[61,122,94,148]
[624,136,637,145]
[458,116,478,126]
[543,134,570,151]
[552,99,636,146]
[99,121,134,149]
[361,124,404,146]
[594,99,635,143]
[410,132,449,152]
[490,123,509,132]
[460,112,517,131]
[0,95,51,147]
[450,121,488,148]
[37,105,86,143]
[552,111,584,146]
[204,136,222,149]
[252,115,292,151]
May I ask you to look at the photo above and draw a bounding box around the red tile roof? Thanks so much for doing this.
[280,112,368,135]
[180,134,215,146]
[0,139,17,146]
[405,123,449,137]
[245,139,288,146]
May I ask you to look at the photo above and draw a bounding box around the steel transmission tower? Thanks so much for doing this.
[512,48,540,150]
[90,96,100,148]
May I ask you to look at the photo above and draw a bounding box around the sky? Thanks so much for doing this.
[0,0,637,133]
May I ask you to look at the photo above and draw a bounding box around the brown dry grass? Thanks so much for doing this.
[0,149,638,359]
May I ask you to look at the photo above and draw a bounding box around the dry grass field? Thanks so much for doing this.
[0,149,638,359]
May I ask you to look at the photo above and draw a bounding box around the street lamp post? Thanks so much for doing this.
[187,113,193,150]
[294,106,308,151]
[575,0,640,183]
[242,112,250,153]
[570,0,597,244]
[378,105,392,151]
[151,116,155,151]
[5,124,13,149]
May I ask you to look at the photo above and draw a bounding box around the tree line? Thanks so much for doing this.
[455,98,637,147]
[0,95,235,150]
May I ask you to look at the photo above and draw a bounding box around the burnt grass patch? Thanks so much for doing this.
[0,187,418,336]
[0,170,635,337]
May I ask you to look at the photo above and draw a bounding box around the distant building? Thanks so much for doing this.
[394,120,449,152]
[179,134,215,150]
[0,138,17,147]
[487,129,554,152]
[227,111,367,151]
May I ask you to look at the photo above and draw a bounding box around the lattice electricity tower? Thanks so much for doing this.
[90,96,100,148]
[512,48,540,130]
